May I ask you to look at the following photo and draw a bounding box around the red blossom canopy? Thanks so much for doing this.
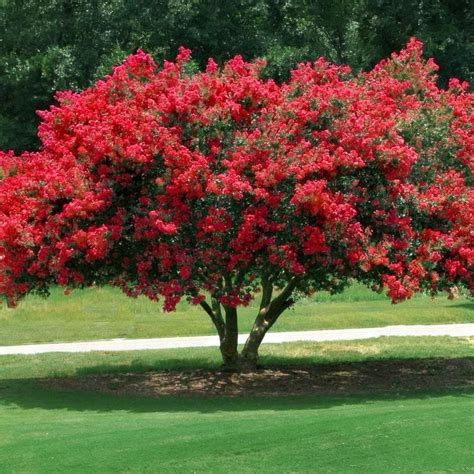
[1,39,473,310]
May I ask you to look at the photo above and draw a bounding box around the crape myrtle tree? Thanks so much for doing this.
[0,39,473,369]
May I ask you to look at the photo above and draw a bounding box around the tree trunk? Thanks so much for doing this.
[220,305,240,370]
[240,314,271,368]
[240,304,286,368]
[241,276,300,369]
[200,276,300,371]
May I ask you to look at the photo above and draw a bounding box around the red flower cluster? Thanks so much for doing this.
[1,39,472,309]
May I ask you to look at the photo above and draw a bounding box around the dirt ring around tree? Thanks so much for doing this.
[41,358,474,398]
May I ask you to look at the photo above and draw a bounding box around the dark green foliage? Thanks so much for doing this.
[1,0,472,152]
[0,0,125,151]
[356,0,474,88]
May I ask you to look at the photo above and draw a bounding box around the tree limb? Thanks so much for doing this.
[259,273,273,314]
[200,299,225,342]
[241,275,301,366]
[268,275,301,314]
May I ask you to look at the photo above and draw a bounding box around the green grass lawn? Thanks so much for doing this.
[1,385,472,472]
[1,285,472,471]
[1,284,472,345]
[0,337,473,472]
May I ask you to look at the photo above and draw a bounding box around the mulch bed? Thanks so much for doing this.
[41,358,474,398]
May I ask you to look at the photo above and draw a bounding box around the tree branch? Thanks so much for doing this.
[234,268,247,288]
[259,273,273,314]
[223,273,233,291]
[268,275,301,313]
[241,275,301,365]
[200,299,225,342]
[211,296,223,321]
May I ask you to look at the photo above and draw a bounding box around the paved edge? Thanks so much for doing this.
[1,323,473,355]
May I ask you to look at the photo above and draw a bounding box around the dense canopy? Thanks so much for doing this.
[1,39,472,366]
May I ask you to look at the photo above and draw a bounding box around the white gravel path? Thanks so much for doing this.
[1,323,473,356]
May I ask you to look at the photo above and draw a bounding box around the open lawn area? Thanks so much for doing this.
[1,284,472,345]
[1,286,472,472]
[0,337,473,472]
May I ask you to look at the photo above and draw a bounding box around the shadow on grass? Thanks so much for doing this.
[0,357,472,415]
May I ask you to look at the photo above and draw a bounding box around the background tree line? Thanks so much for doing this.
[1,0,473,152]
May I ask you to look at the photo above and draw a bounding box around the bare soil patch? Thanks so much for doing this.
[42,358,473,398]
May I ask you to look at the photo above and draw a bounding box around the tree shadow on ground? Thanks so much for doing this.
[0,357,472,414]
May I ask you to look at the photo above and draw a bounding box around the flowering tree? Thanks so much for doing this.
[1,39,472,369]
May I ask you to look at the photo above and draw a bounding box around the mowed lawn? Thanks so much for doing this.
[1,284,472,345]
[0,337,473,472]
[1,286,472,471]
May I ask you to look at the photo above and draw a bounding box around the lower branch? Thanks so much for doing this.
[241,276,300,367]
[241,298,293,367]
[200,299,225,342]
